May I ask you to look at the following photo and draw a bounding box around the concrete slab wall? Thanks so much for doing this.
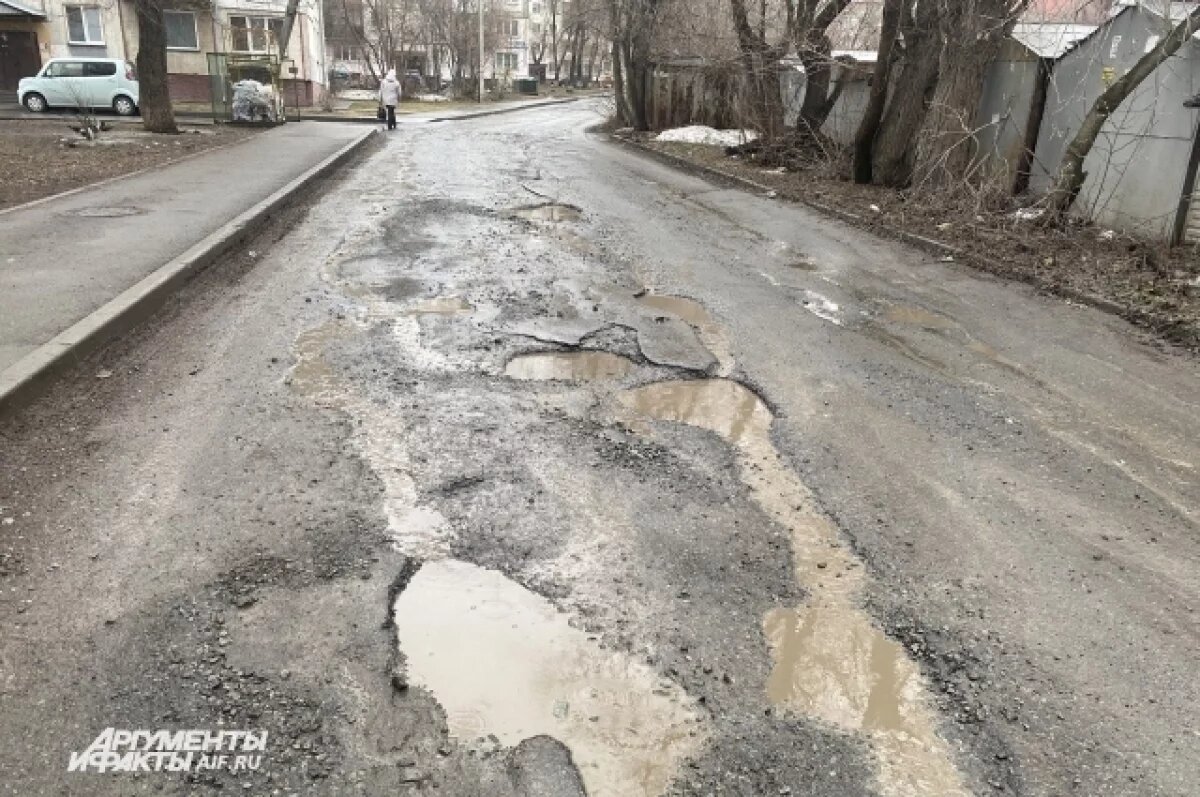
[1032,6,1200,240]
[976,40,1042,189]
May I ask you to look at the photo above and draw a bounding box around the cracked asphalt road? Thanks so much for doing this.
[1,101,1197,796]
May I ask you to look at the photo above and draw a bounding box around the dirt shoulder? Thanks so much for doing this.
[627,134,1200,353]
[0,120,258,210]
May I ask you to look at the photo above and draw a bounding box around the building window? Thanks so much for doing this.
[65,6,104,45]
[164,10,199,50]
[496,52,517,71]
[506,19,519,37]
[531,1,541,12]
[530,22,541,34]
[230,15,283,54]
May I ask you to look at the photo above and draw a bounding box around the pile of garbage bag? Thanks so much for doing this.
[231,79,279,122]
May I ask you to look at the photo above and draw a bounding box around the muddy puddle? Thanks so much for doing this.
[639,295,712,327]
[619,379,770,446]
[406,296,473,315]
[506,351,634,382]
[393,559,703,796]
[637,293,735,376]
[618,378,968,797]
[884,305,956,330]
[514,203,582,223]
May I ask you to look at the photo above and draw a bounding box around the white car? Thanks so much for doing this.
[18,57,140,116]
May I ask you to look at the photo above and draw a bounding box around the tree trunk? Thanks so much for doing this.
[912,0,1024,189]
[852,0,902,183]
[611,34,632,124]
[728,0,785,140]
[1045,6,1200,221]
[134,0,177,134]
[793,0,852,134]
[872,0,940,187]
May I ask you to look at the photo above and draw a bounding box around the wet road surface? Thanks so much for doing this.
[0,101,1197,796]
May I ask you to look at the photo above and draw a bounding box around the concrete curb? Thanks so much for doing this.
[0,127,380,414]
[611,133,1131,321]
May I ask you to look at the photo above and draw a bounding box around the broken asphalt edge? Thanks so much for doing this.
[0,127,381,416]
[609,132,1129,322]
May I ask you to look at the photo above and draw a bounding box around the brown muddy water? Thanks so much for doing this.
[638,295,713,327]
[884,305,956,330]
[637,294,734,376]
[505,351,635,382]
[618,378,969,797]
[514,203,583,223]
[393,559,704,796]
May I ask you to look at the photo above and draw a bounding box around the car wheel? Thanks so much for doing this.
[23,93,47,113]
[113,95,137,116]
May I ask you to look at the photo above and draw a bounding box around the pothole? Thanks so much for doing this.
[505,351,635,382]
[618,379,769,445]
[405,296,473,315]
[70,205,145,218]
[638,295,713,327]
[393,559,703,796]
[787,259,820,272]
[884,305,956,330]
[617,378,969,797]
[513,203,582,223]
[764,606,921,735]
[636,293,734,376]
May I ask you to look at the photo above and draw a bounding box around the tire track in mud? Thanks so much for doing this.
[615,377,970,797]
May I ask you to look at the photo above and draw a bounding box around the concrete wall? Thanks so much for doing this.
[976,38,1043,189]
[820,69,870,146]
[1032,7,1200,240]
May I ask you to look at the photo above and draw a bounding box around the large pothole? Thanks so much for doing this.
[505,351,635,382]
[392,559,704,796]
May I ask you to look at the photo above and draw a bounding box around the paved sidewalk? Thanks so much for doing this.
[0,121,366,373]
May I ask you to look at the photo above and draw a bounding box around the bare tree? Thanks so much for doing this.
[912,0,1030,188]
[134,0,178,133]
[852,0,901,183]
[1044,4,1200,220]
[793,0,853,132]
[870,0,941,186]
[609,0,664,128]
[727,0,792,139]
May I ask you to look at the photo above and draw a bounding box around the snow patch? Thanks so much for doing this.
[801,290,842,326]
[655,126,759,147]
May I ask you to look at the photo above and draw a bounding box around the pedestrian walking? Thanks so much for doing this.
[379,69,401,131]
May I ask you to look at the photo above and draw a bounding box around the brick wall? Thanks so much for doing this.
[169,73,212,103]
[168,75,323,108]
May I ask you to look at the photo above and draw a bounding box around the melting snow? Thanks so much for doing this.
[655,126,759,147]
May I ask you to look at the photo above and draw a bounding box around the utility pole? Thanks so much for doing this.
[478,0,485,103]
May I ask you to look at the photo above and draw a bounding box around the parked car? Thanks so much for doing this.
[18,58,139,116]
